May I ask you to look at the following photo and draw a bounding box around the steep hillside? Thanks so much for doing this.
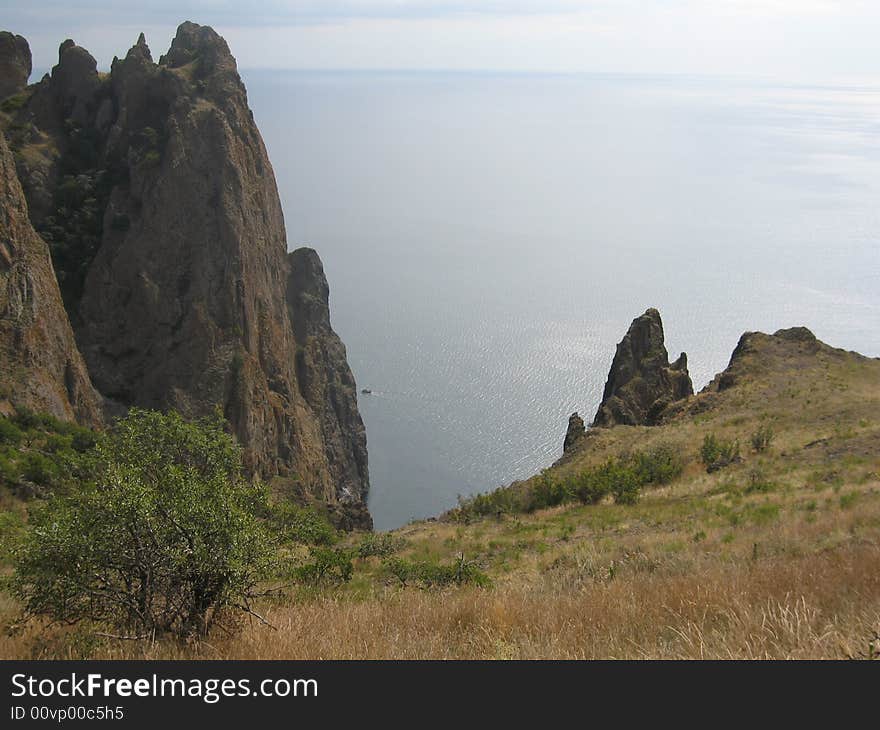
[3,320,876,659]
[0,23,370,526]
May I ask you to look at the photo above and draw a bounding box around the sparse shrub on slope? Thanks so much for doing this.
[750,424,775,453]
[268,502,338,546]
[293,547,354,587]
[700,433,741,473]
[385,554,490,589]
[357,532,406,558]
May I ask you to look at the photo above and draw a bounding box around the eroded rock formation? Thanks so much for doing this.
[0,135,102,424]
[593,308,693,427]
[1,23,370,527]
[0,32,31,99]
[563,412,585,453]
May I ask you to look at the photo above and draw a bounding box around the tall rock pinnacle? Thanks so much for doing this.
[593,308,693,427]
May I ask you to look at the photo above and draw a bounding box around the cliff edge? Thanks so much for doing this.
[0,23,370,527]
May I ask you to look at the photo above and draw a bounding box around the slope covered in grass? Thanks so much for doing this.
[1,327,878,659]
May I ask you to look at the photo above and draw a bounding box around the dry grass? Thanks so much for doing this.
[1,332,878,659]
[5,541,877,660]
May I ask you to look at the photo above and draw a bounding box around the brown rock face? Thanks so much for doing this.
[0,135,101,424]
[2,23,371,526]
[563,412,585,453]
[593,308,693,427]
[0,32,31,99]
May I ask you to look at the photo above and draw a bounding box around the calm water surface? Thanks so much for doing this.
[244,71,880,530]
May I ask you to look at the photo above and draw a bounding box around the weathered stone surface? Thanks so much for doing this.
[0,32,31,99]
[2,23,371,526]
[593,308,693,427]
[0,135,102,424]
[287,248,370,522]
[563,412,585,453]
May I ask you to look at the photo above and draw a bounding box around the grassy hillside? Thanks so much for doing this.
[1,327,878,659]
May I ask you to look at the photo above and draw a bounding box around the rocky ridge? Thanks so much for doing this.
[0,23,370,527]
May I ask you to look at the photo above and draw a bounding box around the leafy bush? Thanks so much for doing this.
[268,502,337,546]
[70,427,98,453]
[357,532,405,559]
[632,444,684,484]
[294,547,353,587]
[526,472,569,512]
[750,424,775,453]
[0,418,22,446]
[12,408,41,431]
[0,91,29,113]
[11,409,276,639]
[700,433,741,473]
[20,452,57,486]
[452,486,524,522]
[570,465,610,505]
[385,554,490,589]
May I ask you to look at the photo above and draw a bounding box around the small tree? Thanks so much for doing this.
[12,409,275,639]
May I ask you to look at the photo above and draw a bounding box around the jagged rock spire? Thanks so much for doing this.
[593,308,693,427]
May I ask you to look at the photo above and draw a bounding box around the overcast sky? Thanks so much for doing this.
[3,1,879,81]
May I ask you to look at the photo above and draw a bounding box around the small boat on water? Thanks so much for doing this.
[361,388,372,395]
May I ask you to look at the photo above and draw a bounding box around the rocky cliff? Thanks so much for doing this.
[0,32,30,100]
[0,135,102,424]
[0,23,370,527]
[593,308,693,427]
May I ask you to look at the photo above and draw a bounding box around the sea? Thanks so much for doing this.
[242,70,880,530]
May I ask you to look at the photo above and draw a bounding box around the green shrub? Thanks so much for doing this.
[0,91,29,113]
[357,532,405,559]
[453,486,523,521]
[269,503,337,546]
[70,427,98,453]
[20,452,57,486]
[750,424,775,453]
[632,443,684,484]
[526,472,568,512]
[700,433,741,472]
[12,408,41,431]
[11,409,276,638]
[385,554,489,589]
[570,468,609,505]
[0,418,22,446]
[294,547,354,586]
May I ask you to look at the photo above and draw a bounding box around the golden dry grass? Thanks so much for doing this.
[1,331,878,659]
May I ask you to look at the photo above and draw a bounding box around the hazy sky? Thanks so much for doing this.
[3,1,879,81]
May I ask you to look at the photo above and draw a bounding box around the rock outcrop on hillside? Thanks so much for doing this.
[0,32,31,99]
[706,326,825,394]
[1,23,371,527]
[563,412,585,453]
[593,308,693,427]
[0,135,102,424]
